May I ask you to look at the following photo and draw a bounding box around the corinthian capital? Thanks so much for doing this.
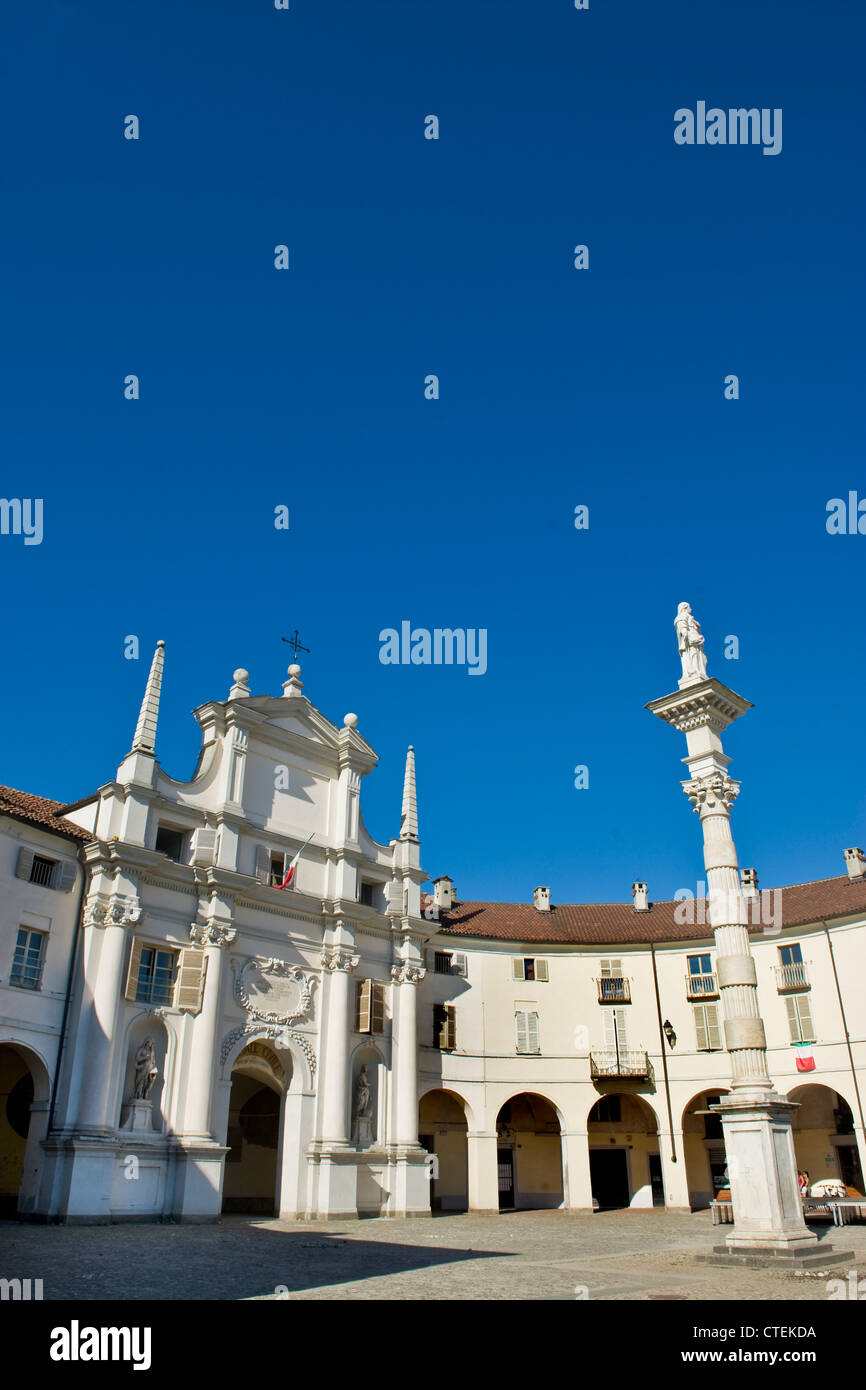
[84,895,141,929]
[320,947,360,973]
[390,962,426,986]
[682,772,740,815]
[189,921,237,949]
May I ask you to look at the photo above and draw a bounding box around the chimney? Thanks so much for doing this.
[741,867,759,898]
[533,886,551,913]
[844,848,866,881]
[632,881,648,912]
[433,875,454,910]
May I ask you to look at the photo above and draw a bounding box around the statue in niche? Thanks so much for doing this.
[675,602,708,685]
[133,1037,159,1101]
[353,1065,372,1117]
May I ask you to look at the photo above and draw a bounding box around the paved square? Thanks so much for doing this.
[3,1211,864,1301]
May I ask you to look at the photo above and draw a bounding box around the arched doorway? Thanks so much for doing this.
[495,1093,563,1210]
[0,1043,50,1218]
[221,1043,286,1214]
[588,1093,660,1209]
[787,1085,864,1194]
[682,1089,730,1209]
[418,1089,468,1211]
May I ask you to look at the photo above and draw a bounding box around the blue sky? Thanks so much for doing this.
[2,0,864,904]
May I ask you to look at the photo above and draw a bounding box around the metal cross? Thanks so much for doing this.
[282,630,310,661]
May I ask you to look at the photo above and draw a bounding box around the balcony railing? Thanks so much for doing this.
[595,977,630,1003]
[590,1049,653,1081]
[685,972,719,999]
[775,962,809,992]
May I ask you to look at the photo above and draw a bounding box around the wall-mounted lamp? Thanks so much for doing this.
[662,1019,677,1049]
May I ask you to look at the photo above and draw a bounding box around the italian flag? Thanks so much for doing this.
[794,1044,816,1072]
[277,834,315,890]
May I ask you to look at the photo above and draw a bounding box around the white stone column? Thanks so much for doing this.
[391,961,424,1147]
[184,918,236,1138]
[561,1130,594,1210]
[467,1132,500,1213]
[75,896,140,1134]
[319,946,359,1144]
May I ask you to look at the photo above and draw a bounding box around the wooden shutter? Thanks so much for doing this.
[175,949,207,1013]
[124,938,145,1001]
[15,848,34,881]
[192,827,217,866]
[527,1011,539,1053]
[512,958,523,980]
[535,959,548,982]
[370,981,385,1034]
[356,979,371,1033]
[56,861,77,892]
[515,1010,528,1053]
[603,1008,628,1051]
[788,994,814,1042]
[435,1004,454,1049]
[453,953,468,978]
[254,845,270,885]
[799,994,814,1040]
[695,1005,709,1051]
[706,1004,721,1050]
[445,1005,456,1050]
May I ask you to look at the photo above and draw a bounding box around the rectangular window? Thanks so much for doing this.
[269,851,287,887]
[600,958,623,978]
[433,1003,456,1050]
[355,980,385,1035]
[155,826,185,862]
[135,945,177,1006]
[785,993,815,1043]
[688,953,713,977]
[515,1009,540,1054]
[694,1003,722,1051]
[511,957,549,982]
[29,855,57,887]
[780,943,804,967]
[434,952,453,974]
[602,1008,629,1052]
[359,881,375,907]
[11,927,46,989]
[594,1095,621,1123]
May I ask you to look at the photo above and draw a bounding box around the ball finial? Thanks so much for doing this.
[233,668,249,685]
[343,712,358,728]
[288,664,301,678]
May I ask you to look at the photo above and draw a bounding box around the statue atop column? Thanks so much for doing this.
[675,602,708,688]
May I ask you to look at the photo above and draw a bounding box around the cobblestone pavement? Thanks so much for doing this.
[3,1211,864,1301]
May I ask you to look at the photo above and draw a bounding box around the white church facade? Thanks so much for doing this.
[1,629,865,1224]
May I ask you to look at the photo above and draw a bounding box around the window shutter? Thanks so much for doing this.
[535,959,548,982]
[527,1011,539,1053]
[453,953,468,978]
[371,981,385,1034]
[175,949,207,1013]
[254,845,270,885]
[124,938,145,1001]
[15,848,34,881]
[706,1004,721,1050]
[604,1008,628,1051]
[356,979,371,1033]
[515,1010,528,1053]
[56,861,77,893]
[695,1005,709,1051]
[798,994,814,1042]
[512,958,523,980]
[445,1006,456,1050]
[192,827,217,866]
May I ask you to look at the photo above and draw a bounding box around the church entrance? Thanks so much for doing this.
[221,1044,285,1215]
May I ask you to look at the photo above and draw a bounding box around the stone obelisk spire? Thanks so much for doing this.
[647,605,824,1261]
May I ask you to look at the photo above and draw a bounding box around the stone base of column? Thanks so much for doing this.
[172,1140,229,1222]
[386,1144,431,1219]
[698,1243,854,1270]
[714,1092,821,1255]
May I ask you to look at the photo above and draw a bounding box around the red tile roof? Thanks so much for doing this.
[438,875,866,945]
[0,784,94,843]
